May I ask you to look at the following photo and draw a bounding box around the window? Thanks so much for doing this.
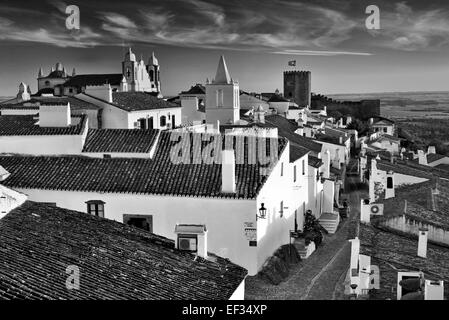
[383,127,388,133]
[387,177,393,189]
[302,159,306,175]
[281,162,284,176]
[147,117,154,130]
[103,154,111,159]
[86,200,105,218]
[160,115,167,127]
[126,68,131,78]
[294,165,297,182]
[45,80,50,86]
[123,214,153,232]
[280,201,284,217]
[216,89,223,107]
[138,118,146,129]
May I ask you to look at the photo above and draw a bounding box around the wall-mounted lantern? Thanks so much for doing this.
[257,203,267,220]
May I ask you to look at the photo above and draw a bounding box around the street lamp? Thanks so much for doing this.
[257,203,267,220]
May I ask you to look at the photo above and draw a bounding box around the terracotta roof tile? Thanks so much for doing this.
[0,201,247,299]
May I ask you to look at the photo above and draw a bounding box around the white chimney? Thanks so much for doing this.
[323,150,330,179]
[427,146,436,155]
[222,149,236,193]
[424,280,444,300]
[418,150,428,165]
[84,84,113,103]
[339,136,343,145]
[360,199,370,223]
[418,228,428,258]
[39,102,71,127]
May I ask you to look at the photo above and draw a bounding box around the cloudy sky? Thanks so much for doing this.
[1,0,449,96]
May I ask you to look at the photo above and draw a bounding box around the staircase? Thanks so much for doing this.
[293,238,316,259]
[318,212,340,234]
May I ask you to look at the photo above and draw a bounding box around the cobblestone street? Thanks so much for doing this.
[245,176,367,300]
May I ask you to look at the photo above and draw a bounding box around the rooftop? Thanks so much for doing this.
[63,74,123,87]
[180,84,206,95]
[264,115,322,154]
[111,92,180,112]
[0,114,86,136]
[357,222,449,300]
[376,159,449,180]
[0,96,101,111]
[427,153,447,164]
[0,132,287,199]
[82,129,160,153]
[0,201,247,299]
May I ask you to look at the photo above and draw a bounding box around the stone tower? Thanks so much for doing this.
[147,52,161,94]
[205,55,240,127]
[283,71,311,108]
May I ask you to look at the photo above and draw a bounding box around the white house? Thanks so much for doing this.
[0,131,308,276]
[77,84,182,130]
[0,179,247,300]
[0,102,89,155]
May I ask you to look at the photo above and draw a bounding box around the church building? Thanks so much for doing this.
[35,48,161,97]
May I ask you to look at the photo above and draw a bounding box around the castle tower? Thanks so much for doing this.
[205,55,240,127]
[147,52,161,94]
[283,70,311,108]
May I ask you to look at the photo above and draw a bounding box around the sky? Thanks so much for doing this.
[1,0,449,97]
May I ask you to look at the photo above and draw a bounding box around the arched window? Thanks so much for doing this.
[160,115,167,127]
[45,80,50,86]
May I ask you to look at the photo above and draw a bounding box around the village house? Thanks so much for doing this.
[0,102,88,155]
[368,116,395,135]
[0,130,308,276]
[0,180,247,300]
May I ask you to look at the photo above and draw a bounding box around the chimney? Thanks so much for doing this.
[368,118,374,125]
[418,227,428,258]
[322,150,330,179]
[417,150,428,165]
[424,280,444,300]
[427,146,436,155]
[84,84,113,103]
[222,149,236,193]
[339,136,343,144]
[39,102,71,127]
[360,199,370,223]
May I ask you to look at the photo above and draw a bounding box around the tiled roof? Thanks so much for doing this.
[0,114,86,136]
[268,94,289,103]
[0,96,101,111]
[180,84,206,95]
[377,159,449,180]
[358,222,449,300]
[0,132,287,199]
[308,155,323,168]
[63,74,123,87]
[111,92,180,112]
[265,115,322,154]
[82,129,160,153]
[371,116,395,125]
[0,201,247,299]
[289,144,310,162]
[427,153,447,164]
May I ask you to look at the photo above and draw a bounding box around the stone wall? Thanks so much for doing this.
[311,94,380,120]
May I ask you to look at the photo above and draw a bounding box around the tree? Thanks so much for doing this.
[347,119,369,135]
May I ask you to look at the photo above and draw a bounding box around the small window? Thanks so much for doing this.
[294,165,297,182]
[387,177,393,189]
[160,115,167,127]
[281,163,284,176]
[45,80,50,86]
[103,154,111,159]
[123,214,153,232]
[383,128,387,133]
[86,200,105,218]
[302,160,305,175]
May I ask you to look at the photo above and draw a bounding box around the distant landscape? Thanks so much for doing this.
[329,91,449,155]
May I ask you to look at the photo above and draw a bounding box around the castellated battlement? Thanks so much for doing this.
[283,70,311,76]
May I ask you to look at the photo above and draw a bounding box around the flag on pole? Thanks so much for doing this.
[288,60,296,66]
